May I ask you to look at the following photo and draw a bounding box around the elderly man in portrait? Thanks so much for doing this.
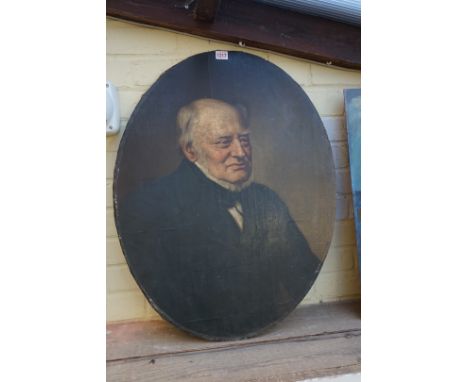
[118,98,320,339]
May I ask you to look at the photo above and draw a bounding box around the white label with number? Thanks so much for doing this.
[215,51,229,60]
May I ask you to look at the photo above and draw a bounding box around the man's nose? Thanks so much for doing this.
[231,138,246,158]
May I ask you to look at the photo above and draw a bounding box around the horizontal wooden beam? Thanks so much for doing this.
[107,0,360,70]
[107,301,361,381]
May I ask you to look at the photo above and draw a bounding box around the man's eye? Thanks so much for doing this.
[216,139,231,147]
[239,137,250,145]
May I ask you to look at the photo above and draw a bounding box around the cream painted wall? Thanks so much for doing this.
[106,18,361,322]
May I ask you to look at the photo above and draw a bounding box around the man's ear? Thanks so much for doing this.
[182,142,198,162]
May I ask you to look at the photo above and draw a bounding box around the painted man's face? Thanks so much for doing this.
[193,104,252,185]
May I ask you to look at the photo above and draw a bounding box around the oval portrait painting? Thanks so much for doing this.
[114,51,335,340]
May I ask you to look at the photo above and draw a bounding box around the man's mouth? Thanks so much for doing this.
[228,163,249,171]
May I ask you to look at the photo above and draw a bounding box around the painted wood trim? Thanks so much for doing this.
[106,0,361,69]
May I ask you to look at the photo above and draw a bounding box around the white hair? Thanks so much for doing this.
[176,98,248,153]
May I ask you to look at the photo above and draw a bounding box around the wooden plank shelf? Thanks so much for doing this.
[107,300,361,381]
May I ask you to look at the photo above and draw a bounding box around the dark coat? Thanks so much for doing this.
[116,159,320,339]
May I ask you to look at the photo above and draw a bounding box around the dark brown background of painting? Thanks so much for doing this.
[114,51,335,260]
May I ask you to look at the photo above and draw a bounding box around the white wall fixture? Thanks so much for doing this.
[106,81,120,136]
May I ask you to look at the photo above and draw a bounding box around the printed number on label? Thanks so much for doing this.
[215,51,229,60]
